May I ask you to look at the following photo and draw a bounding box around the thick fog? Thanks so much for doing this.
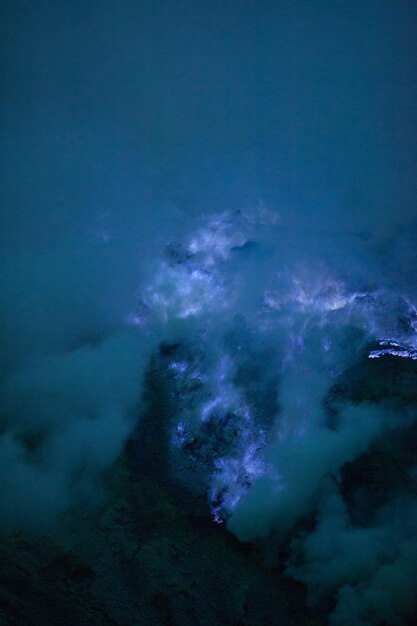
[1,1,417,624]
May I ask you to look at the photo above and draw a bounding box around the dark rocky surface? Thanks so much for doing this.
[0,451,323,626]
[0,351,324,626]
[2,335,417,626]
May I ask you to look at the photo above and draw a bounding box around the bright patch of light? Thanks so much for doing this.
[264,272,360,315]
[121,208,417,530]
[210,432,268,521]
[145,261,226,321]
[369,341,417,360]
[168,360,189,376]
[186,212,246,265]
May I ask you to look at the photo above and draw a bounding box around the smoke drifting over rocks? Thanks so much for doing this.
[1,2,417,624]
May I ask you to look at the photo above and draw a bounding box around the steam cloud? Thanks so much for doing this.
[1,2,417,625]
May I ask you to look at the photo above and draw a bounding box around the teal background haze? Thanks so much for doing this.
[1,3,417,623]
[1,0,417,609]
[1,0,416,248]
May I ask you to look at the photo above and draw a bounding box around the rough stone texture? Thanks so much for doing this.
[0,452,323,626]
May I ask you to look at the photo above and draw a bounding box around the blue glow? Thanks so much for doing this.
[122,210,417,532]
[369,341,417,360]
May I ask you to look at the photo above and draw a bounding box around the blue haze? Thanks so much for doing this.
[1,2,417,625]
